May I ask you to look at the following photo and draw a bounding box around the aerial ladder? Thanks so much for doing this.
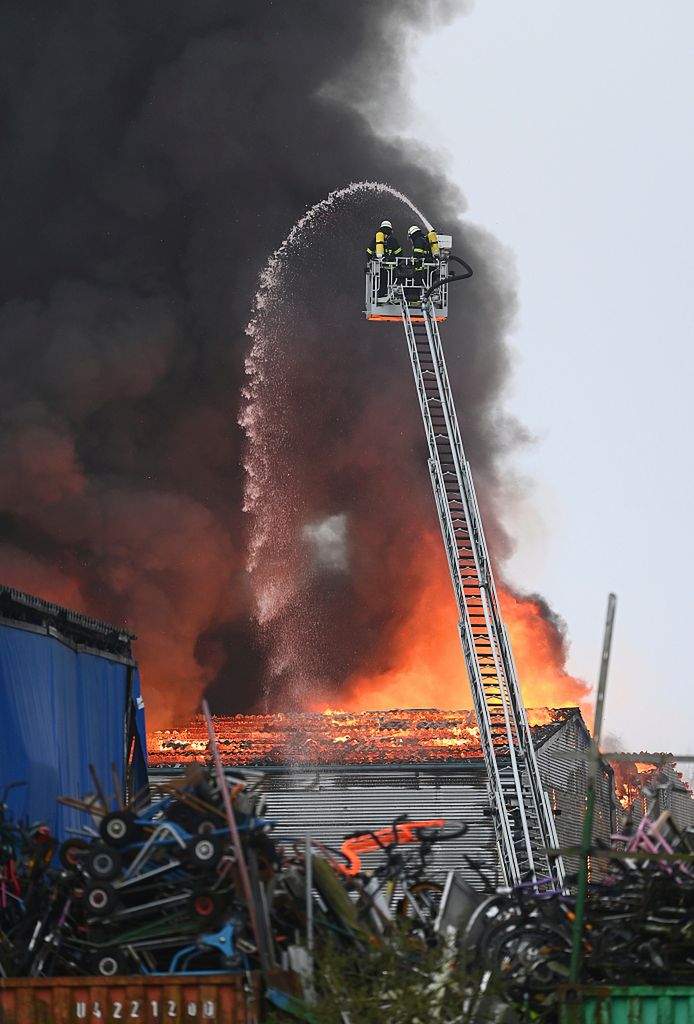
[364,241,564,888]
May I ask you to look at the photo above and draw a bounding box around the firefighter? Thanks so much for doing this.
[404,224,434,303]
[405,226,442,301]
[366,219,402,299]
[407,224,434,270]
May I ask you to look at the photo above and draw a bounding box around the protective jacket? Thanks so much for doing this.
[366,230,402,261]
[409,229,433,268]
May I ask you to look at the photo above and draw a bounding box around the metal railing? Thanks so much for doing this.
[364,257,449,319]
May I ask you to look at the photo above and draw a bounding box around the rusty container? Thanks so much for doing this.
[0,973,262,1024]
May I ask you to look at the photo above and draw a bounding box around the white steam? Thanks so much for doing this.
[302,513,349,572]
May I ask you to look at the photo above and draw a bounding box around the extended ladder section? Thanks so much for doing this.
[396,286,564,887]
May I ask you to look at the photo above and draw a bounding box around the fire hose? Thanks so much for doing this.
[425,253,473,299]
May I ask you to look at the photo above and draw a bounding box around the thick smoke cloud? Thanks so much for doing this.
[243,194,525,710]
[1,0,538,726]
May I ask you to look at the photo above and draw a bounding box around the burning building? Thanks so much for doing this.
[149,706,617,882]
[611,756,694,834]
[0,1,597,735]
[7,1,691,886]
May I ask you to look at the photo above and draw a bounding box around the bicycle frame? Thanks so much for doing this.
[338,819,445,877]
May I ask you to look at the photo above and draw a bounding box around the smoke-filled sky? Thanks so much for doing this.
[1,0,592,729]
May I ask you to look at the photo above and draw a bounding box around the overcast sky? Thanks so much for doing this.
[401,2,694,754]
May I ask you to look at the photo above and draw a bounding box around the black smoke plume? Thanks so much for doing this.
[0,1,533,725]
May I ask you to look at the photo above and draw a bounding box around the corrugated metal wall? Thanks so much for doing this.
[627,764,694,831]
[559,986,694,1024]
[149,763,499,886]
[262,764,499,885]
[536,715,616,880]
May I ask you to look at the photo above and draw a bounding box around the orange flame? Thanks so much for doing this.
[611,761,661,809]
[321,531,590,717]
[147,707,575,767]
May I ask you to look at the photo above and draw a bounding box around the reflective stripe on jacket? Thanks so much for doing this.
[411,231,431,264]
[366,231,402,260]
[410,229,432,266]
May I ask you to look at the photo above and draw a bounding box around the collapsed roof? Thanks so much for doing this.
[148,706,579,767]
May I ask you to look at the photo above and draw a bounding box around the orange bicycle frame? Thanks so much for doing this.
[338,819,445,877]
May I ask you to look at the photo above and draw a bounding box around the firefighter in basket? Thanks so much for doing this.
[366,219,403,299]
[405,225,441,304]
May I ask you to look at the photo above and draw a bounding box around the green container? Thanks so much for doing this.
[560,987,694,1024]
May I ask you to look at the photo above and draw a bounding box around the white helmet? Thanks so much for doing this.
[408,225,420,237]
[380,220,393,230]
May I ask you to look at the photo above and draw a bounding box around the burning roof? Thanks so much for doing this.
[148,707,577,768]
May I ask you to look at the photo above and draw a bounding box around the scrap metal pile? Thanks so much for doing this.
[3,762,694,1021]
[0,763,465,985]
[0,766,279,978]
[458,811,694,1017]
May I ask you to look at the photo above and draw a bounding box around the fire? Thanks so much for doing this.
[147,707,575,767]
[498,588,591,716]
[323,530,590,717]
[611,760,667,809]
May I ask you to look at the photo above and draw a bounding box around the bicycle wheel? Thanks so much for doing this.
[491,920,570,994]
[397,881,444,930]
[463,895,520,958]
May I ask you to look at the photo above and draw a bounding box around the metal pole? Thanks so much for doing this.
[201,699,260,951]
[305,835,314,957]
[123,664,135,802]
[569,593,617,984]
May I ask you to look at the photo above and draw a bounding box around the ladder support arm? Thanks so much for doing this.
[398,286,564,888]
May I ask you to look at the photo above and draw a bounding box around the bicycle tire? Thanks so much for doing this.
[397,881,444,925]
[487,920,570,994]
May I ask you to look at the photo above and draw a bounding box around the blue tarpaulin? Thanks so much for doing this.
[0,621,148,839]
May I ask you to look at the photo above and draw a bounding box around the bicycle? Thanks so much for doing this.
[337,815,468,942]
